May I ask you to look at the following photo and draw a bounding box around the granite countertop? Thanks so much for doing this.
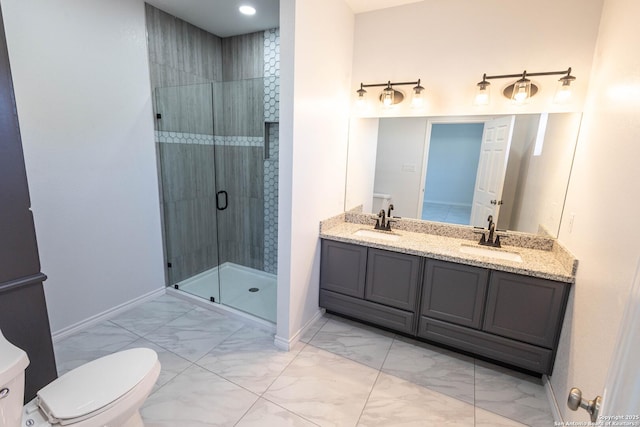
[319,220,576,283]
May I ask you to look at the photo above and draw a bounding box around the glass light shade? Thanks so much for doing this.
[554,77,574,104]
[356,87,367,107]
[511,78,531,104]
[382,86,395,107]
[411,84,425,108]
[474,82,490,106]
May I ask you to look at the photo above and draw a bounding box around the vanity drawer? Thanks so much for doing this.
[418,316,553,374]
[320,289,415,335]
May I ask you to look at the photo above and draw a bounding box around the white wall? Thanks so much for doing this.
[551,0,640,421]
[351,0,603,117]
[498,115,538,230]
[276,0,355,346]
[373,117,427,218]
[344,118,379,213]
[1,0,165,333]
[511,113,582,235]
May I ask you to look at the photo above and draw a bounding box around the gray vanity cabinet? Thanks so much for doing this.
[418,266,569,374]
[320,238,571,374]
[319,240,367,298]
[365,248,421,312]
[483,271,569,348]
[421,260,488,329]
[319,240,420,334]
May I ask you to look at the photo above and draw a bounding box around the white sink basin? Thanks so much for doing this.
[353,229,401,242]
[459,244,523,263]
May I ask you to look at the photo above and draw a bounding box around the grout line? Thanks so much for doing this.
[354,334,397,426]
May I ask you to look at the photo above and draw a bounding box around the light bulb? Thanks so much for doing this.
[382,86,394,107]
[554,75,575,104]
[511,78,531,104]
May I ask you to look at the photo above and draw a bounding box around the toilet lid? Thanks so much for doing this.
[37,348,157,422]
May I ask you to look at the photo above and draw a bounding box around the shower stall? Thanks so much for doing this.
[154,77,278,322]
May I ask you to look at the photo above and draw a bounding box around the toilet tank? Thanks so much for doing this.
[0,330,30,427]
[372,193,392,213]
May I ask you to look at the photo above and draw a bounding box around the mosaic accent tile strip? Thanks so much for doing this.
[263,124,279,275]
[156,131,263,147]
[263,28,280,123]
[263,28,280,274]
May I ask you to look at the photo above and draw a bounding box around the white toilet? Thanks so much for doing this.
[0,330,160,427]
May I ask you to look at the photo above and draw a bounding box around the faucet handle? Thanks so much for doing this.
[473,229,487,244]
[385,218,396,231]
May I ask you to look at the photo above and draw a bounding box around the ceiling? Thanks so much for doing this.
[345,0,424,14]
[144,0,424,37]
[144,0,280,38]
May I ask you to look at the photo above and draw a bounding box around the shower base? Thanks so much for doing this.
[176,262,276,323]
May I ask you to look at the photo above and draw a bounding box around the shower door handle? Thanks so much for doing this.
[216,190,228,211]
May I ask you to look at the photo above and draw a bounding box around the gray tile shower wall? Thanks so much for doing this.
[221,32,264,81]
[145,4,222,89]
[158,142,220,284]
[215,79,265,137]
[155,83,214,135]
[215,144,265,270]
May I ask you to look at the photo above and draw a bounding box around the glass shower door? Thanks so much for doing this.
[155,83,222,303]
[213,78,277,322]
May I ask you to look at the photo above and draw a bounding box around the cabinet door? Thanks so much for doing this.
[320,240,367,298]
[365,248,421,312]
[421,259,489,329]
[483,271,569,348]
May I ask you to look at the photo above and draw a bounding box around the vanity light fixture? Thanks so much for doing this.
[356,78,423,107]
[475,67,575,105]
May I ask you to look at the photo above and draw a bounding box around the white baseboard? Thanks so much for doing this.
[274,308,325,351]
[543,374,564,424]
[51,287,166,342]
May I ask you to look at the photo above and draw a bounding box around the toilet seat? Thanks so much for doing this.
[34,348,158,426]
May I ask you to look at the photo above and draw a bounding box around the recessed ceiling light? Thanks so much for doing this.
[239,5,256,16]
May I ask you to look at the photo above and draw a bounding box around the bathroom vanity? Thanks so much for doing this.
[319,213,576,375]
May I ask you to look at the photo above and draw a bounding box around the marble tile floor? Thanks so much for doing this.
[53,293,555,426]
[422,202,471,226]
